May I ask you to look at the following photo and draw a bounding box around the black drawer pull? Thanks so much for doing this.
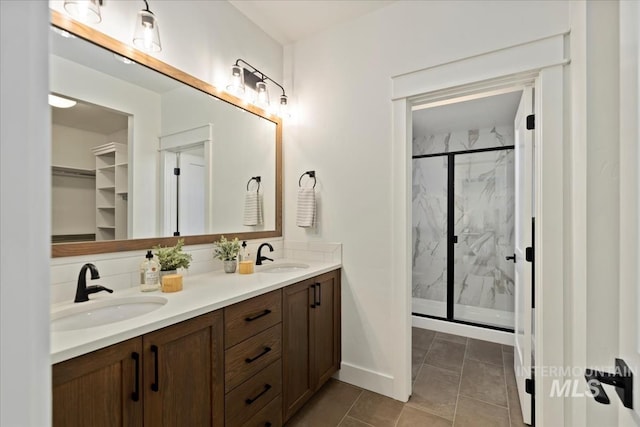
[245,346,271,363]
[310,284,316,308]
[150,345,159,392]
[265,423,272,427]
[245,384,272,405]
[317,282,322,306]
[245,309,272,322]
[131,352,140,402]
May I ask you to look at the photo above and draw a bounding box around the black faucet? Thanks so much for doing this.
[256,243,274,266]
[74,263,113,303]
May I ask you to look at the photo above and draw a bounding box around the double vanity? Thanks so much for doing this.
[52,259,341,427]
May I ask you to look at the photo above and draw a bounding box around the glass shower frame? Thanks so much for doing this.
[412,145,515,332]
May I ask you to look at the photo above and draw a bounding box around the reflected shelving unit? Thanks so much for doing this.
[92,142,128,241]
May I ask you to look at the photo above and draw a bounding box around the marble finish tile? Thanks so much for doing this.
[412,131,515,327]
[412,126,514,156]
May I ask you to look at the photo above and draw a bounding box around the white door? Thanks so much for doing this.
[617,1,640,424]
[514,85,534,425]
[178,151,205,236]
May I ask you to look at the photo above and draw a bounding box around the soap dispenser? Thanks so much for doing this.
[238,241,254,274]
[140,250,160,292]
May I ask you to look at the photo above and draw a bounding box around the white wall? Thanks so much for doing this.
[52,123,106,169]
[1,2,51,426]
[285,0,570,398]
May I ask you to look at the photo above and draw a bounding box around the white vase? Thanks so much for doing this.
[223,260,237,273]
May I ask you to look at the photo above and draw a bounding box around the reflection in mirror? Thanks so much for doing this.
[49,17,279,256]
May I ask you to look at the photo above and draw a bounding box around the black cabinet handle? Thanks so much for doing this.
[265,423,272,427]
[245,346,271,363]
[150,345,159,392]
[316,283,322,306]
[506,254,516,263]
[245,309,272,322]
[310,284,316,308]
[131,352,140,402]
[245,384,272,405]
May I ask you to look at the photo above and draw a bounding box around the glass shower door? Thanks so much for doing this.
[452,150,515,329]
[412,156,448,318]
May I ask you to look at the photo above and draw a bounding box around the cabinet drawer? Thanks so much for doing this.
[225,324,282,392]
[241,395,282,427]
[225,290,282,349]
[225,361,282,427]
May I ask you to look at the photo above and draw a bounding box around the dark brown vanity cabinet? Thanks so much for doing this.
[52,337,142,427]
[282,270,341,422]
[52,269,341,427]
[143,311,224,427]
[52,312,224,427]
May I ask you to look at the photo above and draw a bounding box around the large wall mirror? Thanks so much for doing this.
[50,11,282,257]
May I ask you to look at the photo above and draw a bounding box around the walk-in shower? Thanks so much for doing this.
[411,92,520,331]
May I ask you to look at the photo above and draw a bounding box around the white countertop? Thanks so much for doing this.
[51,259,341,364]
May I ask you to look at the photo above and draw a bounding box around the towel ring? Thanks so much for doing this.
[246,176,261,191]
[298,171,316,188]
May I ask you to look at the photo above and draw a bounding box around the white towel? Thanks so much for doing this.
[243,191,263,226]
[296,187,316,228]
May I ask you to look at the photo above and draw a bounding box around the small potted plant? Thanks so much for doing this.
[213,235,241,273]
[154,238,192,277]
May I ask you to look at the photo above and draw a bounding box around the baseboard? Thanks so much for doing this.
[334,361,396,399]
[412,315,515,346]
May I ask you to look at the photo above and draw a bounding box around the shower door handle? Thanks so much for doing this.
[452,235,458,244]
[506,254,516,263]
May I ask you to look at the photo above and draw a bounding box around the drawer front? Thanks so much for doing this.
[226,361,282,427]
[241,395,282,427]
[225,290,282,349]
[225,324,282,392]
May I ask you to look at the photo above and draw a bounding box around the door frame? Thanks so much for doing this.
[391,32,568,425]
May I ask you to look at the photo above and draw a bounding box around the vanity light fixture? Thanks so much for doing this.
[49,94,77,109]
[226,59,288,116]
[133,0,162,53]
[64,0,102,24]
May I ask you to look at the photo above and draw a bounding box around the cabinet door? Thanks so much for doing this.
[282,279,315,421]
[143,311,224,427]
[311,270,341,388]
[53,338,142,427]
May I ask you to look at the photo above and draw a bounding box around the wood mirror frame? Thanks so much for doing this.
[50,10,282,258]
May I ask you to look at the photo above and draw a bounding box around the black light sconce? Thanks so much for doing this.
[227,59,288,117]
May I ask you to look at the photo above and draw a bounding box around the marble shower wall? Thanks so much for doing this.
[412,126,515,318]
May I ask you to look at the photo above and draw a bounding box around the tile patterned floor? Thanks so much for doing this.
[285,328,528,427]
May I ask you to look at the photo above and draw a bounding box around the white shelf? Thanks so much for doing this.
[93,142,128,241]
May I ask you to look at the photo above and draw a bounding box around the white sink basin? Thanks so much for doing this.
[260,263,310,273]
[51,296,168,332]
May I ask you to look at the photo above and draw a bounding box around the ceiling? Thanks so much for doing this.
[228,0,396,45]
[51,98,129,135]
[412,91,523,136]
